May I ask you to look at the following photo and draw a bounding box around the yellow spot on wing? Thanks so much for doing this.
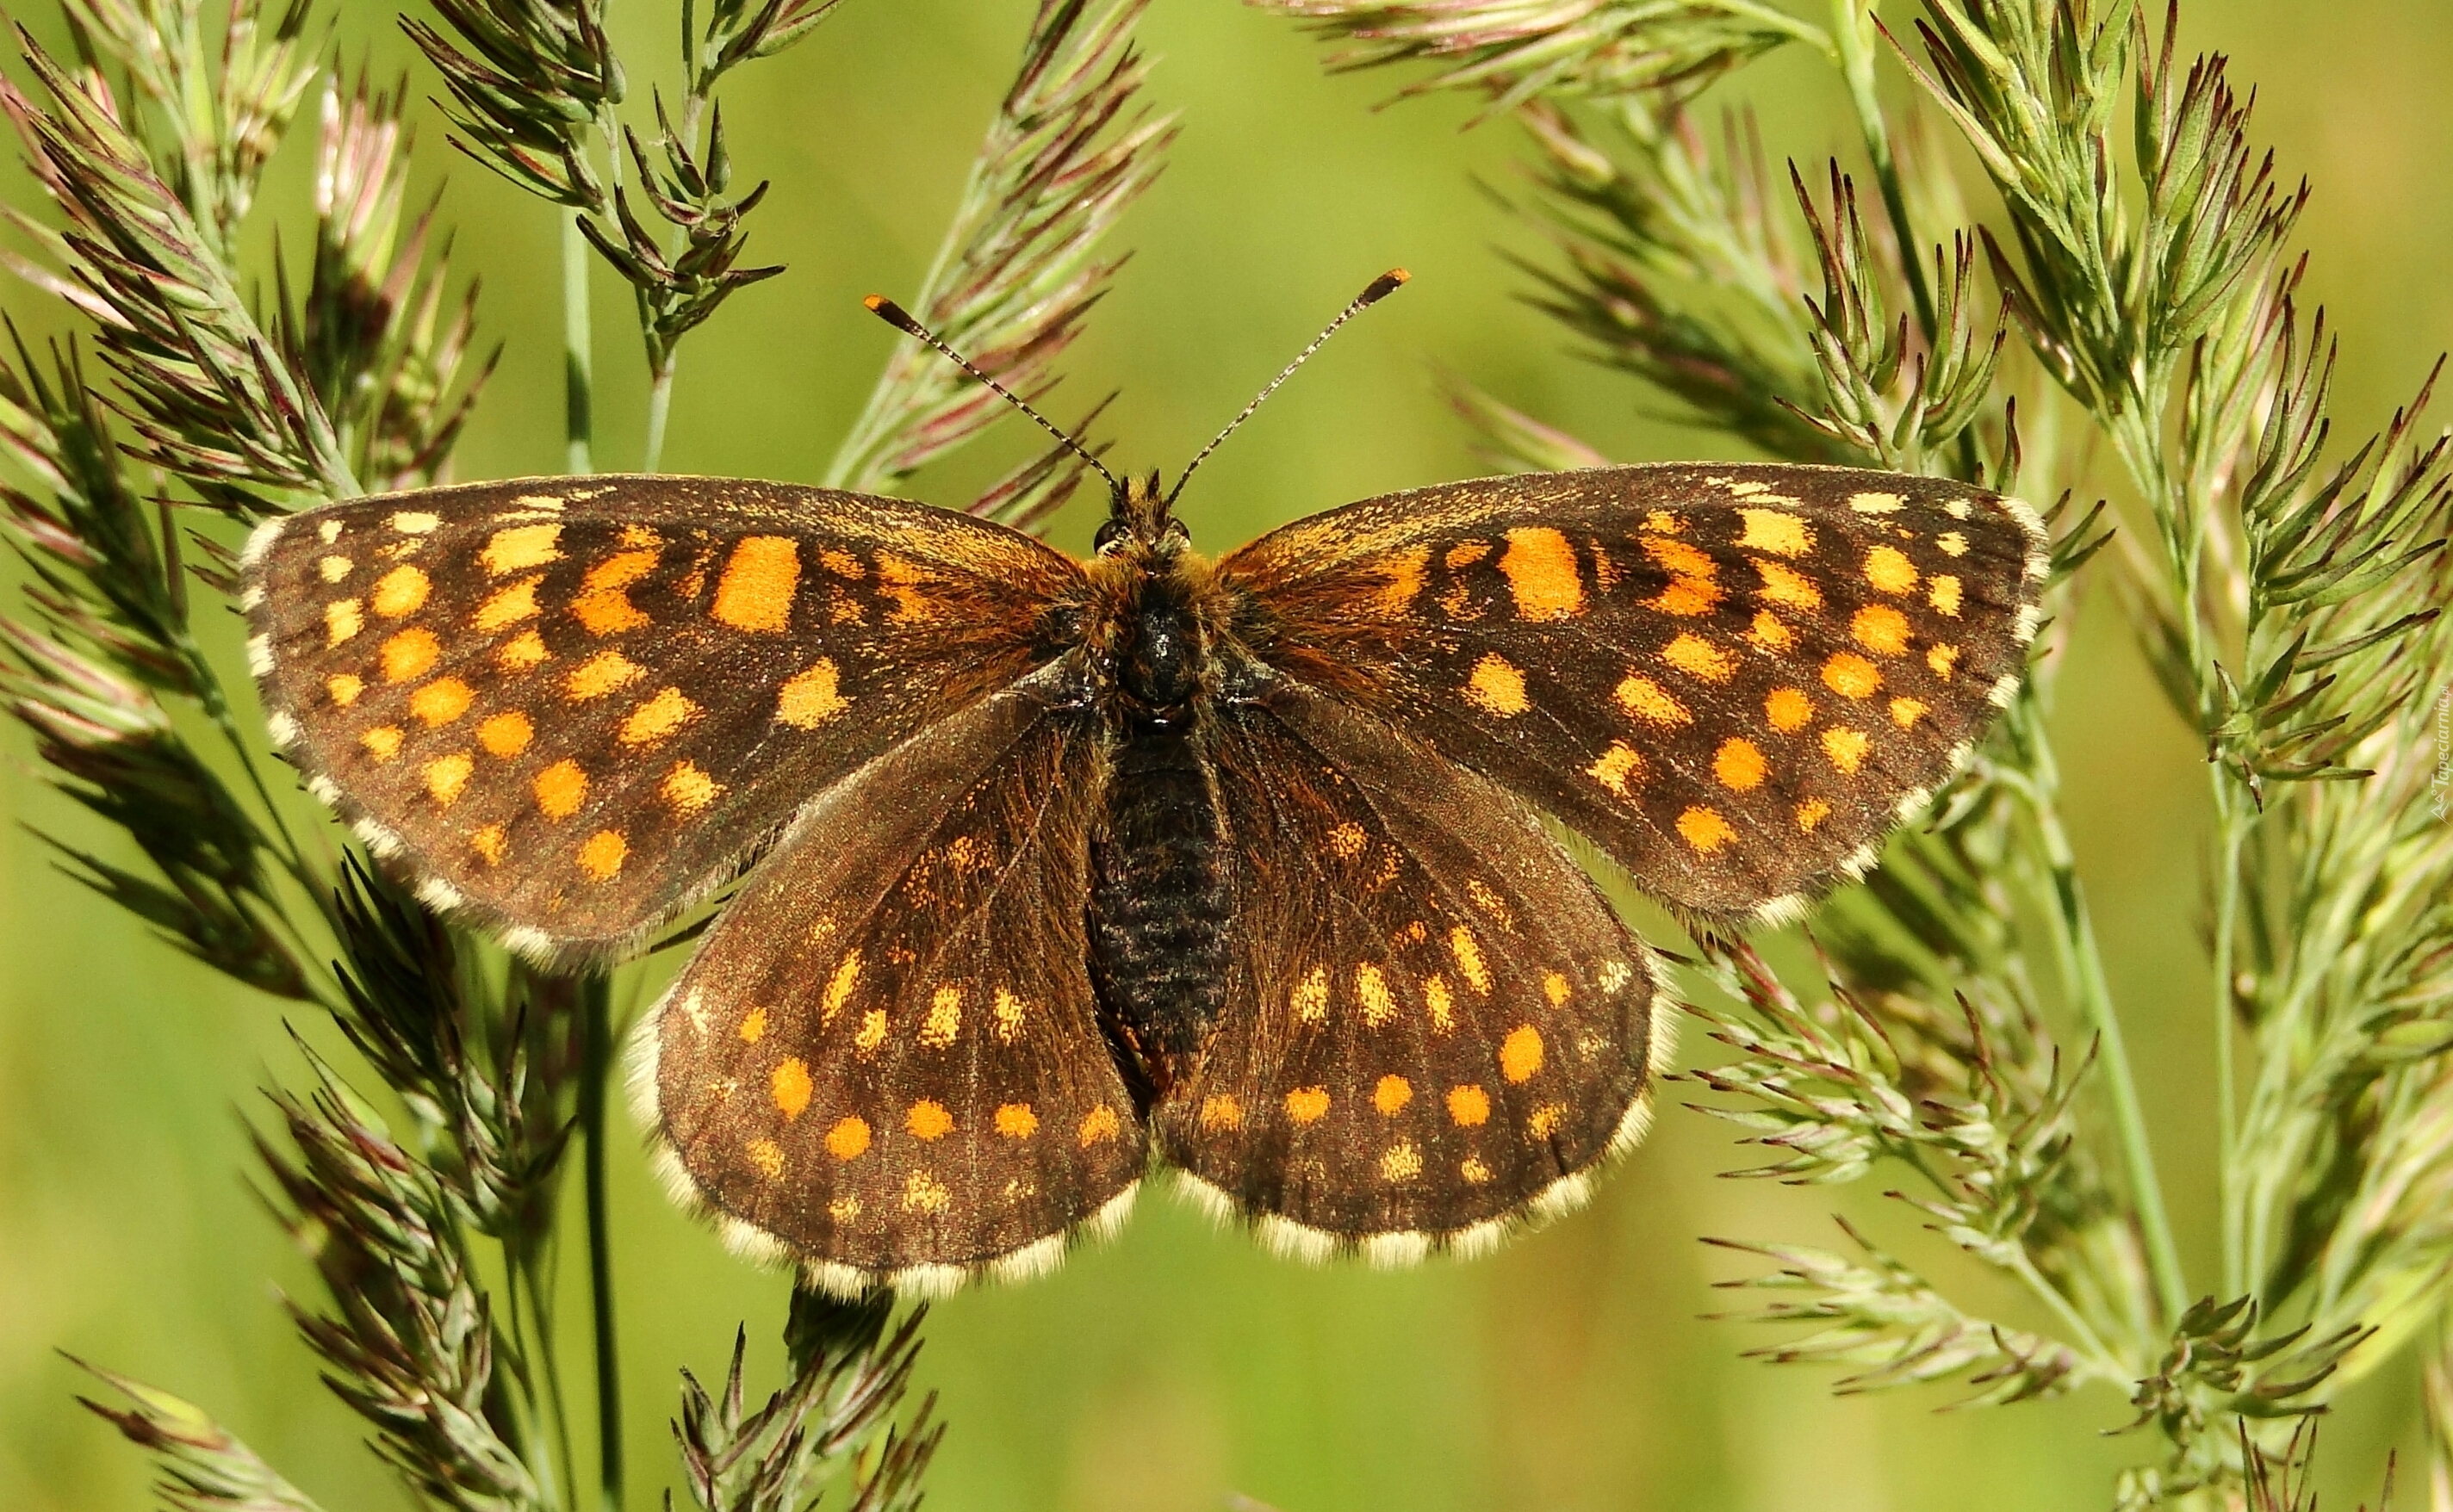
[469,826,507,866]
[1373,1075,1413,1115]
[1823,727,1870,773]
[1284,1087,1331,1125]
[371,564,430,617]
[326,598,364,645]
[825,1116,871,1161]
[620,686,700,745]
[1929,574,1963,615]
[1853,604,1911,655]
[475,576,541,631]
[1850,491,1903,513]
[1661,632,1736,682]
[996,1103,1039,1138]
[1356,964,1396,1026]
[1937,530,1969,556]
[1447,1084,1490,1126]
[1528,1104,1566,1139]
[822,951,861,1022]
[1077,1106,1121,1145]
[772,1059,812,1119]
[1754,558,1823,611]
[576,829,626,880]
[992,986,1025,1041]
[1587,741,1643,795]
[483,524,562,575]
[1499,527,1583,620]
[918,984,961,1049]
[777,659,848,726]
[1327,821,1367,858]
[906,1100,953,1140]
[1368,544,1431,613]
[1738,507,1813,555]
[1928,643,1961,680]
[1500,1025,1544,1082]
[1380,1142,1423,1181]
[661,759,723,814]
[533,759,587,820]
[566,649,643,699]
[1461,1156,1494,1185]
[1465,653,1530,716]
[497,629,548,671]
[712,536,799,632]
[1199,1094,1244,1131]
[382,628,438,682]
[1543,971,1571,1007]
[1797,798,1831,832]
[746,1140,784,1178]
[1450,927,1491,993]
[904,1171,952,1214]
[1823,652,1882,698]
[1424,974,1455,1031]
[326,673,363,706]
[1292,965,1329,1024]
[1715,738,1767,791]
[478,710,532,758]
[1766,686,1815,733]
[1677,806,1736,852]
[359,725,403,761]
[1748,611,1794,652]
[410,677,474,726]
[854,1008,886,1053]
[1864,545,1919,593]
[319,555,353,583]
[424,753,472,807]
[1615,672,1692,725]
[1891,697,1929,728]
[391,511,440,534]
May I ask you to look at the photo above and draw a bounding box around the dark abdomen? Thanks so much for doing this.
[1089,720,1230,1098]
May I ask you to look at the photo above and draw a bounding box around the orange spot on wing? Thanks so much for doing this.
[1864,545,1919,594]
[409,677,474,726]
[1822,652,1882,698]
[661,759,723,814]
[1661,632,1736,682]
[1766,686,1815,733]
[566,649,643,699]
[497,629,548,671]
[470,824,506,865]
[424,753,472,807]
[1500,1025,1545,1082]
[1077,1106,1121,1145]
[1465,653,1530,716]
[1714,738,1767,791]
[1823,727,1870,773]
[1368,544,1431,614]
[1748,610,1795,652]
[996,1103,1040,1138]
[533,759,587,820]
[620,686,700,745]
[1614,672,1692,725]
[825,1116,871,1161]
[1796,798,1832,832]
[1373,1075,1413,1116]
[712,536,799,632]
[478,710,532,759]
[739,1007,767,1043]
[572,549,656,635]
[576,828,626,880]
[381,628,439,683]
[906,1100,953,1140]
[1284,1087,1332,1124]
[1853,604,1912,655]
[1587,741,1644,795]
[1500,527,1584,620]
[1754,558,1823,611]
[772,1058,813,1119]
[1199,1094,1244,1131]
[1677,805,1736,852]
[777,659,848,726]
[475,576,541,632]
[1447,1084,1491,1127]
[371,565,430,618]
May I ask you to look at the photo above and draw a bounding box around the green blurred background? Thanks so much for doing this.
[4,3,2450,1508]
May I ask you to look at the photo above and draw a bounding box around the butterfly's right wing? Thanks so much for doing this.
[242,475,1084,958]
[640,679,1146,1297]
[1156,676,1667,1260]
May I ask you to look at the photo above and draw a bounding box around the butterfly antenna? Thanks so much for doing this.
[1166,268,1410,508]
[862,294,1121,493]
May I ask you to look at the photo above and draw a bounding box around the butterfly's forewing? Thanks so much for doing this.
[1157,677,1665,1258]
[642,679,1145,1294]
[1218,463,2046,922]
[243,476,1082,957]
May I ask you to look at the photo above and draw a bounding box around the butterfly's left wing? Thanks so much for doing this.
[639,679,1146,1296]
[1216,462,2046,924]
[241,475,1083,958]
[1155,676,1667,1259]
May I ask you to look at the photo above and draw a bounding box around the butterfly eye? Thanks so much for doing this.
[1093,518,1130,555]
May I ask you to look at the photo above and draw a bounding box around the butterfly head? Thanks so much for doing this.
[1093,470,1190,561]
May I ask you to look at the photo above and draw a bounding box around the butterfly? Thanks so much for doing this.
[239,276,2046,1298]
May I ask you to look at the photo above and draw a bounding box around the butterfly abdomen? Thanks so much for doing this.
[1087,717,1233,1098]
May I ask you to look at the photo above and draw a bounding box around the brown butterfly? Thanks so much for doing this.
[241,272,2046,1297]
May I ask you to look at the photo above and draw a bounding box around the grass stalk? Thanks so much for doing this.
[2213,784,2245,1301]
[563,212,596,475]
[580,976,623,1512]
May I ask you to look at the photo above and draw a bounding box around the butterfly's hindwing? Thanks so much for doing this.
[1157,678,1664,1257]
[1219,463,2046,922]
[243,476,1083,957]
[643,682,1145,1295]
